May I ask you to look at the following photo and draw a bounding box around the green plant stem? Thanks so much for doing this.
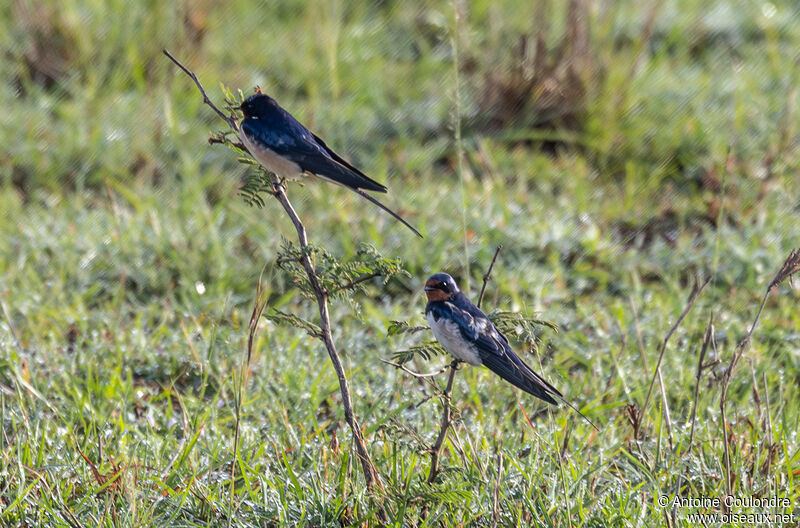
[451,0,470,293]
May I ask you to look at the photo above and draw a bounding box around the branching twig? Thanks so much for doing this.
[270,179,383,489]
[428,246,503,483]
[164,50,382,490]
[636,276,710,439]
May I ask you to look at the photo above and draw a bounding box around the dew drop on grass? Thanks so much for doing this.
[195,281,206,295]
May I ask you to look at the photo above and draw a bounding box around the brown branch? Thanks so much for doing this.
[269,178,382,489]
[427,359,460,483]
[164,50,382,491]
[636,276,710,439]
[428,246,503,483]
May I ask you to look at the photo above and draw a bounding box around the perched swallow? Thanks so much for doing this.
[424,273,562,403]
[424,273,597,427]
[238,93,421,238]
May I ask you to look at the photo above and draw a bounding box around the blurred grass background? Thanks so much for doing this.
[1,0,799,525]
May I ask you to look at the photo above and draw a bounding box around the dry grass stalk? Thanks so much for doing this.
[720,248,800,496]
[636,276,710,439]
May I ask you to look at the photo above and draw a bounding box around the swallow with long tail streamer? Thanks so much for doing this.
[238,92,421,237]
[424,273,597,429]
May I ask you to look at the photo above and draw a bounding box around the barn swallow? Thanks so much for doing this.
[424,273,597,427]
[238,93,421,238]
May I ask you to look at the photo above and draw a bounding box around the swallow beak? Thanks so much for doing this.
[424,286,436,291]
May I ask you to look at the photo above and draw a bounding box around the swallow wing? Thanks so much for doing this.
[309,132,388,193]
[445,296,563,404]
[240,117,387,193]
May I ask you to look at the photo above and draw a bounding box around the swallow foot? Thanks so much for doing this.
[268,176,287,196]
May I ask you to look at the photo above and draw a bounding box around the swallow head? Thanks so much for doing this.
[239,93,276,119]
[424,272,460,302]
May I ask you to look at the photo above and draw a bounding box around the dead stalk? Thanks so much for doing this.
[762,372,773,445]
[655,368,674,450]
[687,316,714,450]
[492,448,503,528]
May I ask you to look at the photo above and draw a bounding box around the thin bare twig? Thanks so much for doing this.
[636,276,710,439]
[228,268,271,522]
[267,178,381,485]
[164,50,382,490]
[379,358,450,378]
[163,49,238,130]
[477,245,503,308]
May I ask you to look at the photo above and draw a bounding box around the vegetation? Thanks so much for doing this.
[2,0,799,526]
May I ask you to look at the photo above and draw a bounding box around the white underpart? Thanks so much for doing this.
[240,127,303,179]
[427,311,482,366]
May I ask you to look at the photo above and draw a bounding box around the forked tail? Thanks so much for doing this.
[352,188,423,238]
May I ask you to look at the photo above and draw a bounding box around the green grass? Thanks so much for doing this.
[2,0,800,526]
